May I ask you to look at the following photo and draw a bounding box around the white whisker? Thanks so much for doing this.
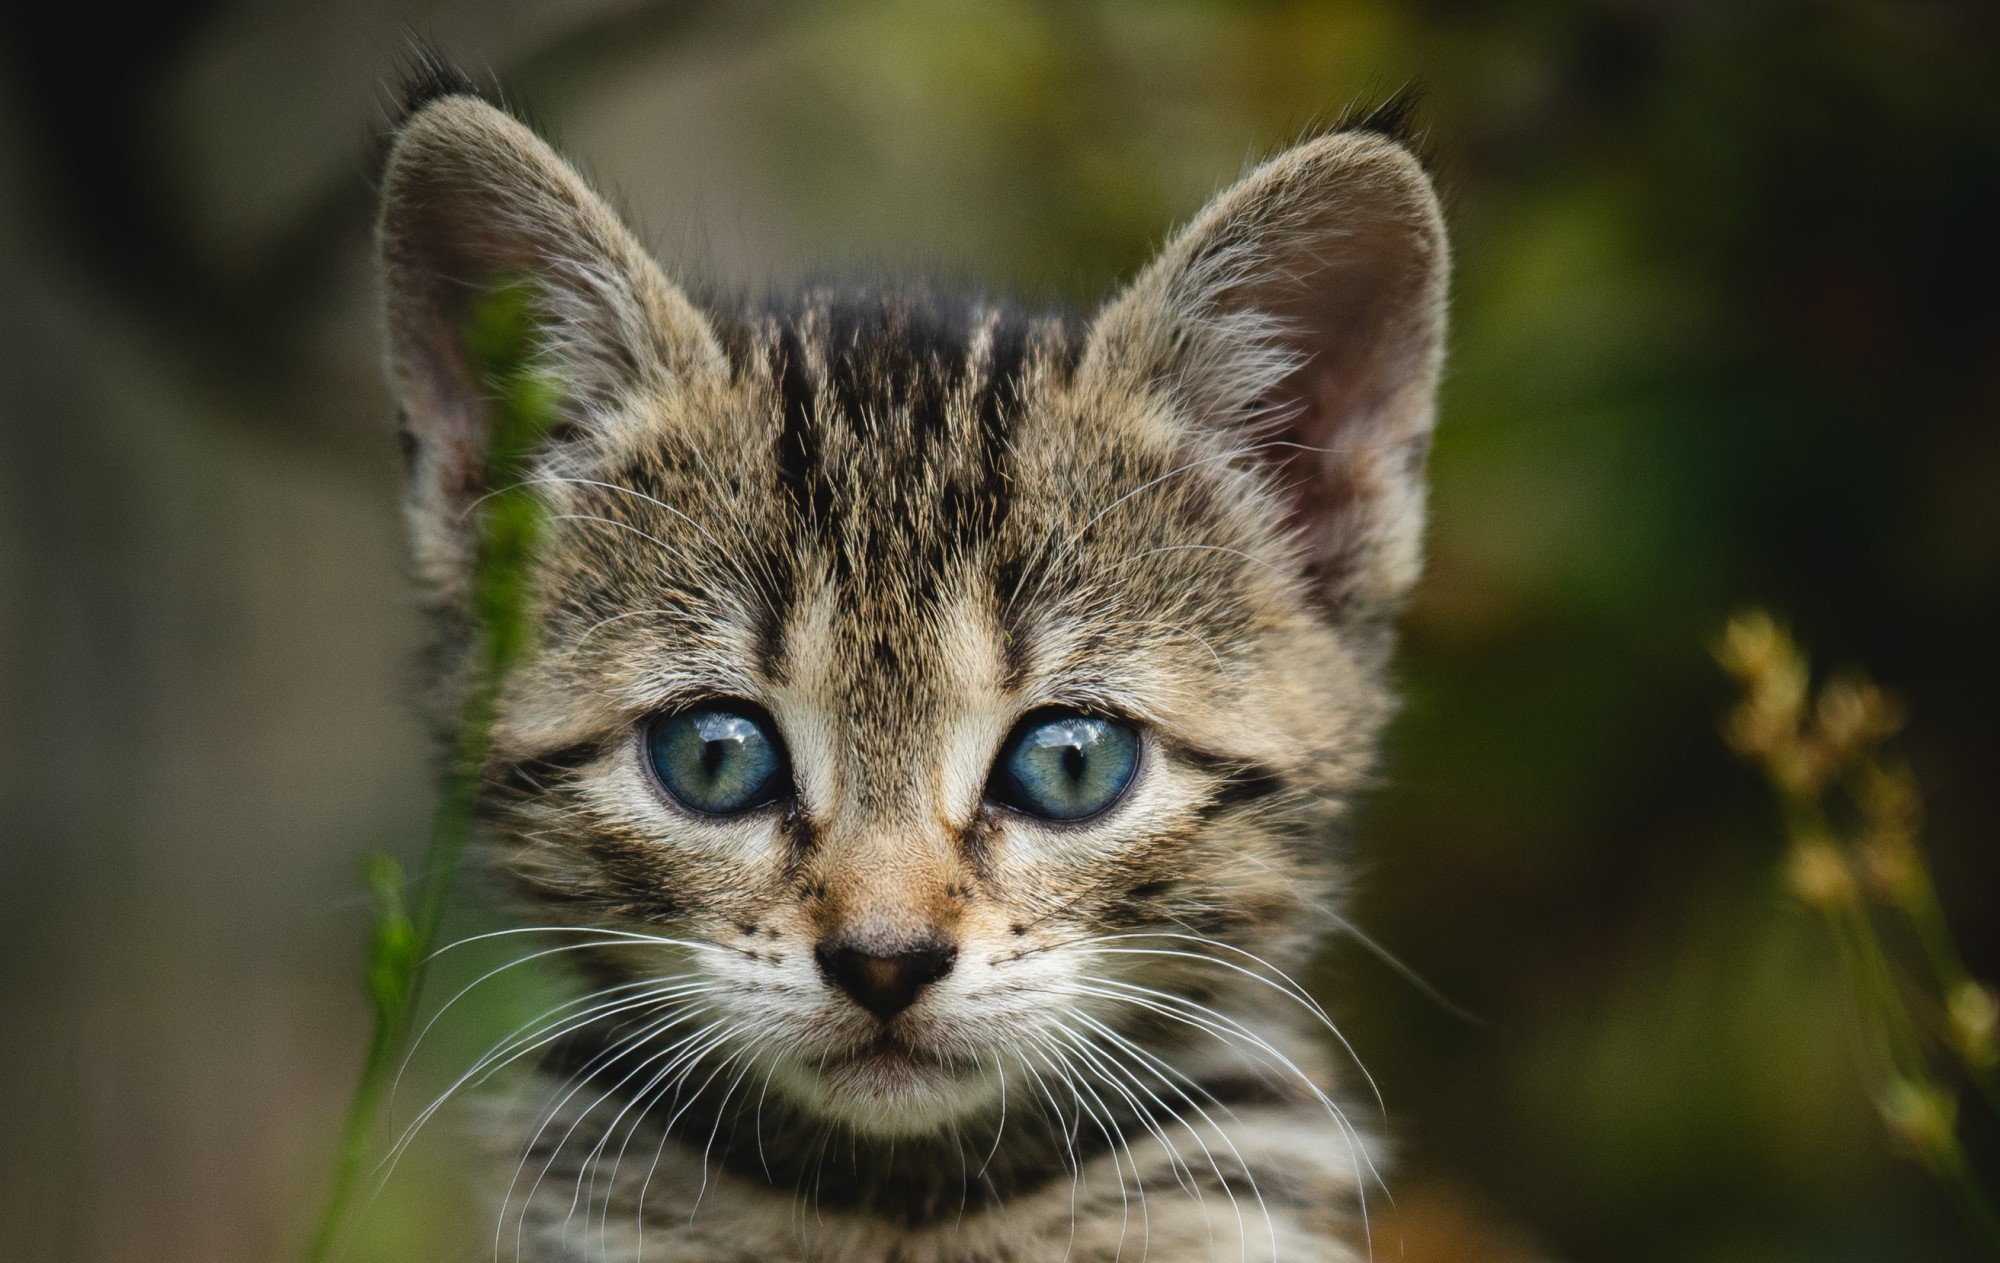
[1079,934,1389,1125]
[502,1010,720,1263]
[1059,977,1381,1259]
[1071,1010,1278,1263]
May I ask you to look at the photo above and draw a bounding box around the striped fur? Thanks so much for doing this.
[381,83,1447,1262]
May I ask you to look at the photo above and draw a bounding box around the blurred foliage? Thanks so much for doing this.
[1718,610,1999,1252]
[4,1,1997,1261]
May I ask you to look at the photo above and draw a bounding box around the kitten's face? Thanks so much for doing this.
[381,96,1445,1138]
[484,297,1382,1134]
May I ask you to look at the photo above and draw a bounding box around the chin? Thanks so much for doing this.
[778,1036,1002,1137]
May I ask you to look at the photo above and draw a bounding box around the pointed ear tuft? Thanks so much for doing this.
[1083,130,1449,622]
[390,42,483,129]
[1331,84,1426,149]
[378,94,723,597]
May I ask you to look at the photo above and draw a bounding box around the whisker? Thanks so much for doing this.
[1028,1032,1143,1259]
[1059,978,1381,1259]
[501,1010,720,1263]
[513,476,732,562]
[1079,933,1390,1125]
[393,937,701,1107]
[635,1034,765,1252]
[427,924,731,963]
[586,1020,753,1250]
[379,978,711,1198]
[974,1046,1010,1179]
[1070,1010,1278,1263]
[1050,1021,1201,1209]
[1009,1040,1086,1260]
[1113,542,1294,583]
[1301,906,1490,1029]
[686,1041,765,1223]
[551,1020,737,1250]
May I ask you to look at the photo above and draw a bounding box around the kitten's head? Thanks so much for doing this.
[381,91,1446,1138]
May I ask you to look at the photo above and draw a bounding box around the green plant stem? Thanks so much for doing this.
[302,616,516,1263]
[303,282,552,1263]
[301,962,408,1263]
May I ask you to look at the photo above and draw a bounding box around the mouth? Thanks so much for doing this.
[824,1032,951,1079]
[792,1031,997,1133]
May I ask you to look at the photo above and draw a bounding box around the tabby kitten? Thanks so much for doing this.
[380,64,1446,1263]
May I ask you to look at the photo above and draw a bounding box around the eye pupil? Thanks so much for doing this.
[990,711,1139,821]
[647,704,788,815]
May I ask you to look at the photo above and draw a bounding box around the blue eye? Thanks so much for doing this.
[646,704,788,815]
[989,711,1140,821]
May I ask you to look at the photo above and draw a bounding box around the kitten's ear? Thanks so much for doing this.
[378,91,724,589]
[1082,127,1449,621]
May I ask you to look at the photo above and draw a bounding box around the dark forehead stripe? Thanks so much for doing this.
[772,318,831,531]
[748,288,1073,449]
[820,293,953,436]
[710,290,1082,675]
[975,310,1033,436]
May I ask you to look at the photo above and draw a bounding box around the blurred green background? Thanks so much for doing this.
[2,1,1996,1260]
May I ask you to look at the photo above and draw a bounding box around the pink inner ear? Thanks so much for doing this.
[1261,390,1392,585]
[1236,240,1434,568]
[391,252,505,508]
[409,340,491,505]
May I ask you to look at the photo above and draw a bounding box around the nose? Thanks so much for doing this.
[815,936,957,1022]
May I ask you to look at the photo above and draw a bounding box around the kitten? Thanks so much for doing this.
[380,60,1446,1263]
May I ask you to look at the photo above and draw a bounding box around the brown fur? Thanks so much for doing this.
[380,83,1447,1262]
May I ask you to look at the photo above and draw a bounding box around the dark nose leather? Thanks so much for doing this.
[815,937,957,1021]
